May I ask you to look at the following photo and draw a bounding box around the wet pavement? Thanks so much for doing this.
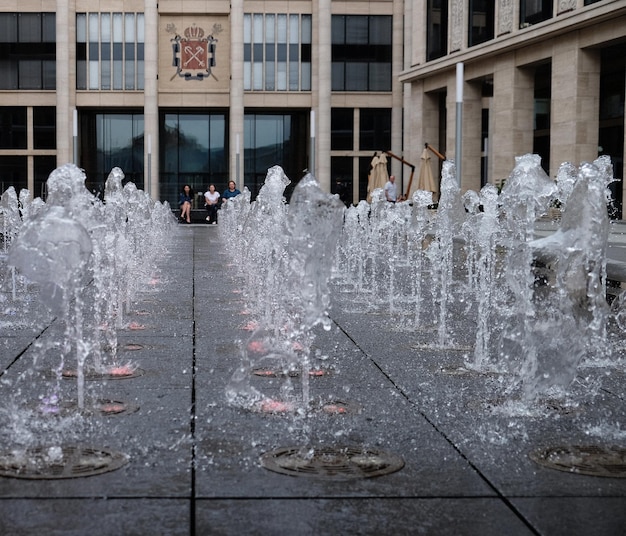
[0,224,625,535]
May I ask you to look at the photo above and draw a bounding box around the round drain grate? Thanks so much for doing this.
[61,367,145,380]
[260,446,404,480]
[0,445,128,479]
[530,445,626,478]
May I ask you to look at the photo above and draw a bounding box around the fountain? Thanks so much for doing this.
[0,163,174,478]
[225,167,345,415]
[0,150,623,485]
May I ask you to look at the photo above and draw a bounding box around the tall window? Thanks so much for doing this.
[332,15,392,92]
[244,112,308,199]
[533,63,551,176]
[427,1,448,61]
[76,13,144,90]
[359,109,392,151]
[33,107,56,150]
[80,111,145,196]
[599,44,626,219]
[244,13,311,91]
[331,157,353,206]
[160,112,228,206]
[469,0,494,47]
[0,157,27,194]
[0,108,27,149]
[0,13,55,90]
[331,108,354,150]
[520,0,553,27]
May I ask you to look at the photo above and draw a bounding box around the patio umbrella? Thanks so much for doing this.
[367,152,389,202]
[410,147,438,201]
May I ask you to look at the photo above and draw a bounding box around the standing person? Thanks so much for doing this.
[204,184,220,224]
[222,180,241,205]
[179,184,193,223]
[384,175,398,203]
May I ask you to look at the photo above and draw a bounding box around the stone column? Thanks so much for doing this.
[462,79,483,193]
[391,0,404,185]
[316,0,331,193]
[56,0,71,165]
[550,41,601,173]
[490,55,534,183]
[144,0,159,199]
[230,0,244,188]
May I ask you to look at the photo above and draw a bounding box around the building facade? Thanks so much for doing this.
[0,0,624,215]
[0,0,402,208]
[401,0,626,216]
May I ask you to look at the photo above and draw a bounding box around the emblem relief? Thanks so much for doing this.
[167,23,223,81]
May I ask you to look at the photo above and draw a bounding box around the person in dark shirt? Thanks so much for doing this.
[179,184,193,223]
[222,180,241,205]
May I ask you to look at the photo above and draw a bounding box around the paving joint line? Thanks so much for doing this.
[331,316,542,536]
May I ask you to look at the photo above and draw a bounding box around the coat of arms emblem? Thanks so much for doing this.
[167,23,222,81]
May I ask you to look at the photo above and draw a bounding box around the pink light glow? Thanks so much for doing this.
[108,365,135,377]
[128,321,145,330]
[323,403,347,414]
[100,403,126,413]
[258,399,294,413]
[242,321,259,331]
[247,340,266,353]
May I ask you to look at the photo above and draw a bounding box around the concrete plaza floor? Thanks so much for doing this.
[0,224,625,535]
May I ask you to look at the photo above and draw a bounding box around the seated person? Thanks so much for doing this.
[222,180,241,204]
[204,184,220,224]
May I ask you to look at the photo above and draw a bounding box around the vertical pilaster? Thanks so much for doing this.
[230,0,244,188]
[463,80,483,193]
[551,42,601,172]
[316,0,331,192]
[56,0,71,166]
[391,0,404,184]
[491,56,534,182]
[144,0,159,199]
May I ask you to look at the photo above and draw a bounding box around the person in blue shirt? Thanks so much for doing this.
[222,180,241,205]
[179,184,193,223]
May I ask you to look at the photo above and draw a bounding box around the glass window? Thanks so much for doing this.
[469,0,494,47]
[19,13,41,43]
[77,12,143,91]
[331,15,392,92]
[243,111,308,200]
[80,111,145,196]
[533,63,551,176]
[331,108,354,150]
[0,13,55,90]
[0,14,18,42]
[34,155,57,199]
[33,107,56,149]
[159,111,228,206]
[520,0,553,27]
[0,107,27,149]
[0,156,27,194]
[331,157,353,206]
[427,0,448,61]
[244,13,314,92]
[359,108,391,151]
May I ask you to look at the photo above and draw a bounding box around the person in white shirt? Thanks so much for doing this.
[384,175,397,203]
[204,184,221,224]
